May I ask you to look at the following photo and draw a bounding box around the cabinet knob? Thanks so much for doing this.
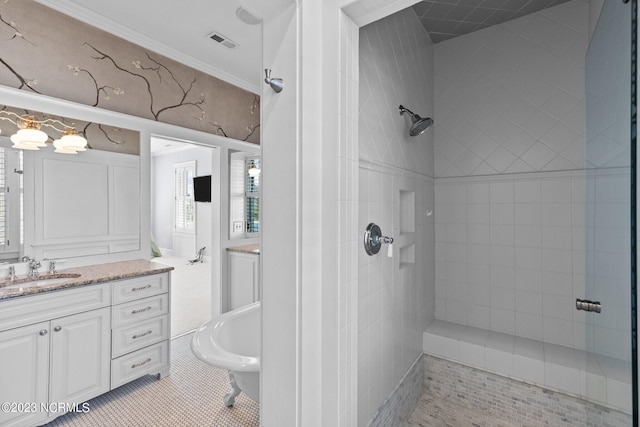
[39,329,48,336]
[54,326,62,332]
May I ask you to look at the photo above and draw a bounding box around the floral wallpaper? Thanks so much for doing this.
[0,0,260,146]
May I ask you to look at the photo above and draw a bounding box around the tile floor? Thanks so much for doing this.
[406,392,514,427]
[153,255,212,338]
[44,333,259,427]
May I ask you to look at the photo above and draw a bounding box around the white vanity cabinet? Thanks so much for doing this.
[227,250,260,311]
[110,274,170,388]
[0,284,111,427]
[0,270,171,427]
[50,307,111,406]
[0,322,50,427]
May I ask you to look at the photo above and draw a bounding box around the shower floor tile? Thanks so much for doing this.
[406,392,515,427]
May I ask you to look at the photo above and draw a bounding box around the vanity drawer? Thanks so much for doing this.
[0,283,110,332]
[112,315,169,358]
[111,340,169,389]
[111,294,168,328]
[112,274,168,304]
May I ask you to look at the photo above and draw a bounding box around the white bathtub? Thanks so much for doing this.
[191,302,260,405]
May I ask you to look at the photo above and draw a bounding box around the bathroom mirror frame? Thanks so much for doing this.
[0,85,259,269]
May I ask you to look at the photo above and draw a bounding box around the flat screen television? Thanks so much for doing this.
[193,175,211,202]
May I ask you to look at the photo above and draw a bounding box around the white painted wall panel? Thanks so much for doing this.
[42,159,109,239]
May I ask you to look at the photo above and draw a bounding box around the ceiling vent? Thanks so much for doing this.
[207,32,238,49]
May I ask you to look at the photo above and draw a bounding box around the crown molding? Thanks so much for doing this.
[35,0,261,95]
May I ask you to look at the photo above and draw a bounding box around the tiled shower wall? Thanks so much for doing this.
[433,0,631,361]
[433,0,587,340]
[433,0,588,177]
[434,170,630,359]
[358,7,434,426]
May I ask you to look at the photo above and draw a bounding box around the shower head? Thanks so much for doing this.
[399,105,433,137]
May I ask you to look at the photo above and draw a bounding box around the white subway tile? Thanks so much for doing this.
[543,317,574,346]
[485,347,513,376]
[515,204,541,225]
[541,203,572,226]
[515,246,542,270]
[515,225,542,247]
[467,304,491,330]
[490,309,516,334]
[542,248,573,273]
[490,181,515,203]
[468,224,490,244]
[515,268,542,292]
[515,291,543,315]
[545,362,581,395]
[467,203,490,223]
[490,204,515,224]
[466,182,490,203]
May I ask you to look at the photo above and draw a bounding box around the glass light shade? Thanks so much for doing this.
[53,138,78,154]
[59,132,87,151]
[11,128,48,147]
[10,138,39,150]
[248,166,261,177]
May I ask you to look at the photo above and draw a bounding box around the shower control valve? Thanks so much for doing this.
[364,223,394,256]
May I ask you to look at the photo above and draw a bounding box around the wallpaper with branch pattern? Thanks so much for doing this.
[0,0,260,149]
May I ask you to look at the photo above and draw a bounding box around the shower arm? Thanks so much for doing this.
[398,105,414,117]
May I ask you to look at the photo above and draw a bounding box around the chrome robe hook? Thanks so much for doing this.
[264,69,284,93]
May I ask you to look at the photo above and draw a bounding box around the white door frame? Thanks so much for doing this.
[249,0,420,425]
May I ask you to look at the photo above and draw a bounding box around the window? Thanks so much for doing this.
[245,158,260,233]
[174,161,195,231]
[230,154,260,237]
[0,143,21,259]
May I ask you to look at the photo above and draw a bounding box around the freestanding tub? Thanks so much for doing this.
[191,302,260,406]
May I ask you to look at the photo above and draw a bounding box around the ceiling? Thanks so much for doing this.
[35,0,263,94]
[34,0,573,95]
[412,0,572,43]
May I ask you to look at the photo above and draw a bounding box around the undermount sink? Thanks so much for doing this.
[0,273,81,290]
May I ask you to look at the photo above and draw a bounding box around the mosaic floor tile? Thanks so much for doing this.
[43,333,259,427]
[406,392,515,427]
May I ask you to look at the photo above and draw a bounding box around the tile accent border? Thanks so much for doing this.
[367,354,424,427]
[423,354,632,427]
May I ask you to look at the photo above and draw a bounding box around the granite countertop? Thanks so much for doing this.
[0,259,174,300]
[226,244,260,255]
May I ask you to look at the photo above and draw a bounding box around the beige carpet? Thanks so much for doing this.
[153,255,212,338]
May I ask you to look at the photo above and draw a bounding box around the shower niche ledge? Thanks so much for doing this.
[423,319,631,414]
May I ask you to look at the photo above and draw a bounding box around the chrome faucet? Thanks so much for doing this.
[7,265,15,281]
[28,259,41,278]
[49,260,58,275]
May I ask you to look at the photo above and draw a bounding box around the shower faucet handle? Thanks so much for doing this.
[364,223,393,256]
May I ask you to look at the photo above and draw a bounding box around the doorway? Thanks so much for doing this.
[150,135,216,337]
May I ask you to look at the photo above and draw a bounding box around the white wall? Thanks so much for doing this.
[358,7,434,424]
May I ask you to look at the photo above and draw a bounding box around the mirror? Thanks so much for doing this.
[0,105,140,262]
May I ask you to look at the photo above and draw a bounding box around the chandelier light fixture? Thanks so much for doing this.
[0,111,88,154]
